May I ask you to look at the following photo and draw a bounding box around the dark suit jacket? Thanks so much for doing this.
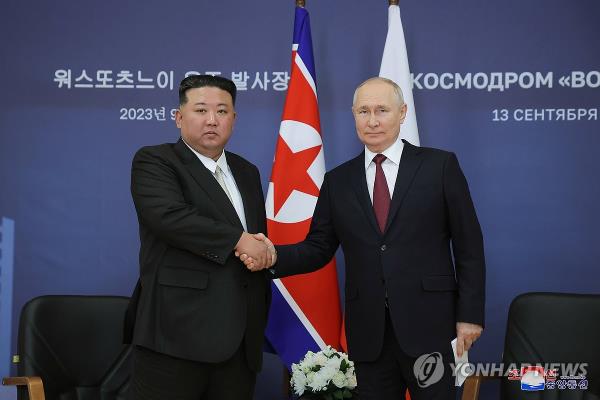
[129,139,270,372]
[274,140,485,361]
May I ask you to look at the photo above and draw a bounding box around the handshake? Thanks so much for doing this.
[234,232,276,272]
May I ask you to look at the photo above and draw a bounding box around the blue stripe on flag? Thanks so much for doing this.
[266,282,321,369]
[293,7,316,82]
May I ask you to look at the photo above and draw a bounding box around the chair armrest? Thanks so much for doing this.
[461,374,502,400]
[2,376,45,400]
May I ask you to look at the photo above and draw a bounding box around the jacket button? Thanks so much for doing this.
[380,244,387,251]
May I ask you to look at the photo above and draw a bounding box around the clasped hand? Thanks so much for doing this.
[234,232,276,271]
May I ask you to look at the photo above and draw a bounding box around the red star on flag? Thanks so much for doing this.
[270,138,321,217]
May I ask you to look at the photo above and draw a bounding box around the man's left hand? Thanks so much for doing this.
[456,322,483,357]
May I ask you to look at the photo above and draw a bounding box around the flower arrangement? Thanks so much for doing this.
[290,345,357,400]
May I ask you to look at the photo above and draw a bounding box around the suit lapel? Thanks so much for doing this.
[385,140,424,234]
[227,152,259,233]
[173,139,243,229]
[349,152,382,237]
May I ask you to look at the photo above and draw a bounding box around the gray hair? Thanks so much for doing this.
[352,77,405,107]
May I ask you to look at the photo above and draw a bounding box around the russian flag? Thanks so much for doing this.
[265,5,342,369]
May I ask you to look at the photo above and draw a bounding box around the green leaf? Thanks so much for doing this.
[333,390,344,400]
[343,389,353,398]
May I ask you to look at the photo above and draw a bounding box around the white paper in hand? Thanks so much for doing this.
[451,338,472,387]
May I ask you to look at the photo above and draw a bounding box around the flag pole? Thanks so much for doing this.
[281,2,306,394]
[283,2,302,396]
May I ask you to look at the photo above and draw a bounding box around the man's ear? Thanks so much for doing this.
[399,103,408,124]
[175,109,182,128]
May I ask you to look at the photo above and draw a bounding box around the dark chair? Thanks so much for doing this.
[2,295,132,400]
[462,292,600,399]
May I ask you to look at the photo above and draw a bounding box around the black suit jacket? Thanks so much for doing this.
[274,140,485,361]
[129,139,270,372]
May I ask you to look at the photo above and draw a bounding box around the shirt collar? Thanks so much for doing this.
[182,138,228,175]
[364,136,404,170]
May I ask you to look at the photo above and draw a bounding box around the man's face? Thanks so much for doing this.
[352,81,407,153]
[175,86,236,160]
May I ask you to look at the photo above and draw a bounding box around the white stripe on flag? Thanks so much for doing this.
[294,53,318,99]
[273,279,327,350]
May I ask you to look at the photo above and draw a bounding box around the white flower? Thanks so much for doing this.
[308,371,328,392]
[325,355,342,370]
[321,365,337,382]
[322,345,335,357]
[291,347,357,396]
[346,372,357,389]
[333,371,347,388]
[314,353,328,366]
[291,371,307,395]
[302,352,314,366]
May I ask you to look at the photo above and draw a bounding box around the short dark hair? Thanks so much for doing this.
[178,74,237,106]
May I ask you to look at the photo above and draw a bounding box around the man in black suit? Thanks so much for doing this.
[129,75,273,400]
[242,77,485,399]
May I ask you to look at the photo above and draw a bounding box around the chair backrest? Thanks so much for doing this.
[16,295,132,400]
[501,292,600,399]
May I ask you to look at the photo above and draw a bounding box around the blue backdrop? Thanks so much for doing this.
[1,1,599,398]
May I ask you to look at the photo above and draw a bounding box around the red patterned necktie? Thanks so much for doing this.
[372,154,391,233]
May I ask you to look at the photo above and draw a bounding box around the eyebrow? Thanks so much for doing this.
[356,104,389,109]
[192,102,231,107]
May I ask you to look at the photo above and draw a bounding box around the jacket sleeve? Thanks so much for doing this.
[443,152,486,326]
[131,146,243,265]
[273,173,340,278]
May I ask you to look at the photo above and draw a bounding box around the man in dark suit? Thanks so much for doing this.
[129,75,273,400]
[242,77,485,399]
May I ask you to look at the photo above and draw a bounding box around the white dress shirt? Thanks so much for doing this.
[364,137,404,204]
[182,140,248,231]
